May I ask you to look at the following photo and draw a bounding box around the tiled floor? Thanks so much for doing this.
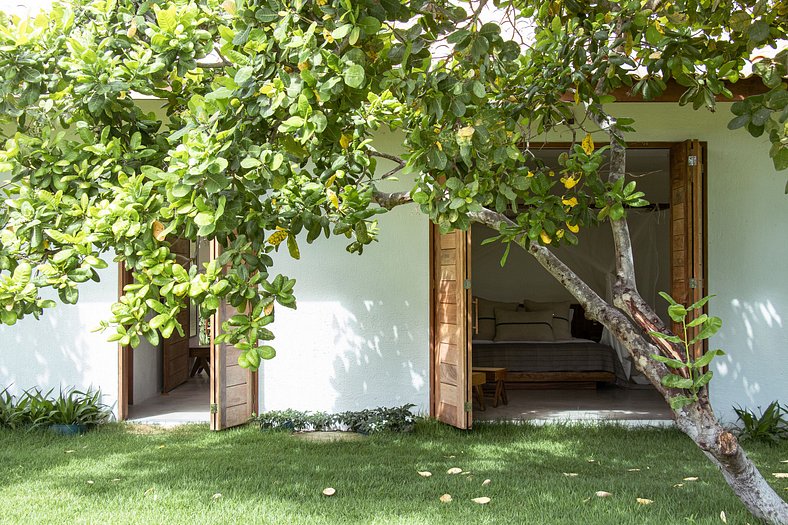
[127,376,210,426]
[473,384,673,424]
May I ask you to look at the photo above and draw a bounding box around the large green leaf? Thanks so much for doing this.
[343,64,366,89]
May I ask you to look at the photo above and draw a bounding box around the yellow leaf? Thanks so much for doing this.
[447,467,462,475]
[562,197,578,208]
[581,133,594,155]
[566,222,579,234]
[339,134,350,149]
[267,230,288,246]
[264,302,274,316]
[418,471,432,477]
[482,479,491,486]
[327,190,340,209]
[573,88,580,105]
[561,175,579,189]
[436,141,443,151]
[126,19,137,38]
[556,229,564,239]
[323,29,334,43]
[221,0,236,14]
[636,498,653,505]
[152,221,166,242]
[540,231,552,245]
[322,487,336,496]
[439,494,453,503]
[563,472,578,477]
[457,126,475,139]
[527,171,535,178]
[595,491,613,498]
[774,473,788,478]
[720,511,727,523]
[298,61,310,71]
[683,477,699,481]
[259,84,275,96]
[325,174,337,188]
[471,497,491,504]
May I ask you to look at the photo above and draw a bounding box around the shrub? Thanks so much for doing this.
[0,386,112,430]
[733,401,787,445]
[252,404,418,434]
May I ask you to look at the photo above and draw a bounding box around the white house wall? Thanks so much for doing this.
[260,130,430,414]
[0,262,119,413]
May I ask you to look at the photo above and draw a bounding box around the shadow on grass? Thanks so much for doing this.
[0,421,785,524]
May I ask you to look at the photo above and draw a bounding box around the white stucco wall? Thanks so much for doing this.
[132,328,161,405]
[0,263,119,412]
[260,130,430,414]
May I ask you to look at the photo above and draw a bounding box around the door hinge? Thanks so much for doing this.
[689,278,703,289]
[463,279,472,290]
[688,155,698,166]
[464,401,472,412]
[210,403,218,414]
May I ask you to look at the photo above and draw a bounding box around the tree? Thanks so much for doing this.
[0,0,785,520]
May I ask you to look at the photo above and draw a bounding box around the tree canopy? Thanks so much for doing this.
[0,0,784,362]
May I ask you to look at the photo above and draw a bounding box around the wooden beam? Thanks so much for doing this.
[561,77,768,103]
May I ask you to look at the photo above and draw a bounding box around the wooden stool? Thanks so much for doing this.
[472,367,508,407]
[472,372,487,411]
[189,346,210,377]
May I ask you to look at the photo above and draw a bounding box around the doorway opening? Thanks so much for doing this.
[431,141,706,427]
[120,238,212,426]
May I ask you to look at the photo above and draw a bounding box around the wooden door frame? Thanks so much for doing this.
[427,141,708,417]
[117,263,133,421]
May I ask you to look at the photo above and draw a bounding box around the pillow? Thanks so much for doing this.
[494,309,555,342]
[523,300,573,340]
[474,297,520,340]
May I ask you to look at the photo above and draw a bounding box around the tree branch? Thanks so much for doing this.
[372,190,413,210]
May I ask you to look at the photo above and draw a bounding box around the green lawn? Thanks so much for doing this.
[0,421,785,524]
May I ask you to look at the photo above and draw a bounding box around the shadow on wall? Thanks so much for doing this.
[328,297,428,413]
[0,278,118,404]
[713,298,784,406]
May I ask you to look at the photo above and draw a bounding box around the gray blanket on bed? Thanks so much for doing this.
[472,341,627,383]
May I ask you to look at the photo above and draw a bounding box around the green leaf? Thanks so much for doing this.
[259,345,276,359]
[748,20,770,43]
[669,395,695,410]
[693,348,725,369]
[693,370,713,389]
[661,374,694,389]
[688,295,714,311]
[658,291,678,306]
[287,235,300,260]
[194,212,214,226]
[667,304,687,323]
[691,316,723,344]
[651,354,687,369]
[358,16,381,35]
[12,262,32,285]
[648,331,683,344]
[155,4,177,33]
[235,66,254,85]
[686,314,708,328]
[150,314,169,330]
[343,64,366,89]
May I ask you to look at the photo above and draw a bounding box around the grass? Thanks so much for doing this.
[0,421,786,524]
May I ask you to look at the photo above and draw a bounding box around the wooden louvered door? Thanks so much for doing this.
[209,240,258,430]
[162,238,191,393]
[670,140,706,357]
[431,226,473,429]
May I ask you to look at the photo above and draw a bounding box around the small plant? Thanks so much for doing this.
[649,292,726,410]
[252,404,418,434]
[733,401,788,445]
[0,387,26,429]
[47,388,113,427]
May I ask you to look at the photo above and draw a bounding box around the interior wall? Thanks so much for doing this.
[131,323,161,405]
[472,152,672,326]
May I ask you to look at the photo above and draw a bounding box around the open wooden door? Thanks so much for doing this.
[431,225,473,429]
[117,264,133,420]
[162,238,191,393]
[209,240,258,430]
[670,140,706,357]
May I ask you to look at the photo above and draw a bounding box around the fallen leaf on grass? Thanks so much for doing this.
[86,480,94,485]
[720,511,727,523]
[683,477,699,481]
[673,483,685,488]
[773,473,788,479]
[482,479,491,486]
[595,491,613,498]
[627,468,641,472]
[636,498,653,505]
[65,450,75,454]
[439,494,453,503]
[111,479,121,482]
[212,493,222,500]
[587,459,596,463]
[322,487,336,497]
[417,471,432,478]
[563,473,579,477]
[471,497,491,504]
[780,460,787,463]
[157,445,166,449]
[447,467,462,475]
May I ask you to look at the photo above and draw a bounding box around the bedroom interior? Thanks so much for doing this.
[469,147,681,422]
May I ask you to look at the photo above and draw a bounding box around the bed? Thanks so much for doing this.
[471,338,626,385]
[471,302,626,386]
